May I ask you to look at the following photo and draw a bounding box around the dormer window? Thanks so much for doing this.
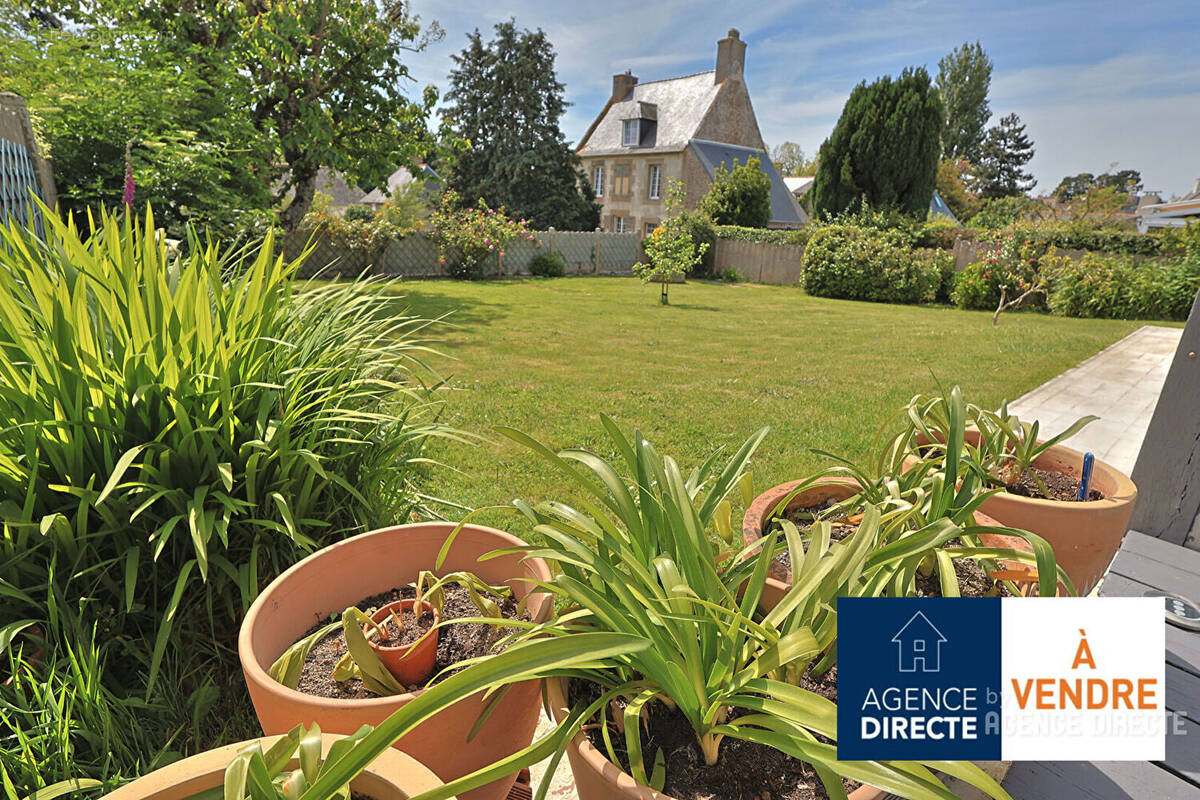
[622,120,639,147]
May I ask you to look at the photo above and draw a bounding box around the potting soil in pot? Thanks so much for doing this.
[294,584,528,698]
[373,606,436,648]
[1005,467,1102,501]
[769,499,859,571]
[571,667,859,800]
[912,538,1014,598]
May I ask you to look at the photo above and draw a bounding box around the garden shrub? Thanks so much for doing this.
[528,250,566,277]
[713,224,808,247]
[1048,253,1200,320]
[430,190,531,279]
[911,247,958,303]
[343,204,376,222]
[912,219,967,250]
[721,266,743,283]
[951,233,1053,311]
[0,207,452,793]
[676,209,718,276]
[801,225,939,304]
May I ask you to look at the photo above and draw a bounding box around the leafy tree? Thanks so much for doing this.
[24,0,442,232]
[700,156,772,228]
[811,67,943,217]
[636,181,708,304]
[769,141,817,176]
[936,158,981,221]
[936,41,993,162]
[975,112,1036,198]
[1054,169,1142,201]
[443,20,599,231]
[3,24,273,238]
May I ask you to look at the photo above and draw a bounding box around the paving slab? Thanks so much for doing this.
[1006,325,1182,474]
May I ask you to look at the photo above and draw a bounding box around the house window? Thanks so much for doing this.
[647,165,662,199]
[593,164,605,197]
[622,119,639,146]
[614,216,631,233]
[643,221,659,237]
[913,640,926,653]
[613,163,632,198]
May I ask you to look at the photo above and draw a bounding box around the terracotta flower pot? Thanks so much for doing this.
[543,676,884,800]
[239,522,552,800]
[740,477,861,609]
[99,733,447,800]
[367,600,440,685]
[903,431,1137,595]
[743,480,1043,599]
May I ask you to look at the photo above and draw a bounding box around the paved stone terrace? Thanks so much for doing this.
[1006,325,1182,475]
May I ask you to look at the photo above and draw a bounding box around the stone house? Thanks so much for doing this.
[576,30,805,235]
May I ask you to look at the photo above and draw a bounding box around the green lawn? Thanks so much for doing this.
[384,276,1153,526]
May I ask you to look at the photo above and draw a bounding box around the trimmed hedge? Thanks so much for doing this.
[801,225,940,304]
[1048,254,1200,320]
[714,224,809,247]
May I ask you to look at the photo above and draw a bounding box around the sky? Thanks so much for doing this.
[403,0,1200,200]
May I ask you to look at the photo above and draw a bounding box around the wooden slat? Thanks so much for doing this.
[1129,296,1200,545]
[1168,664,1200,724]
[1110,549,1200,599]
[1003,760,1200,799]
[1164,713,1200,784]
[1121,531,1200,575]
[1100,574,1200,677]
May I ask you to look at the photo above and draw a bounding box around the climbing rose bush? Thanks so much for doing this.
[431,190,531,279]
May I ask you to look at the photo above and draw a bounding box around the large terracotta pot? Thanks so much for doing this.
[239,522,552,800]
[903,431,1137,595]
[544,676,883,800]
[101,733,448,800]
[741,478,860,608]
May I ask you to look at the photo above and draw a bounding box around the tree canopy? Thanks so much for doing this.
[975,112,1036,198]
[935,42,993,162]
[700,156,772,228]
[5,0,442,233]
[811,67,943,218]
[442,20,599,231]
[1053,169,1143,201]
[769,142,818,176]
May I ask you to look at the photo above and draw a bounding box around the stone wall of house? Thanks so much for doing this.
[284,229,641,279]
[581,151,682,236]
[0,93,57,210]
[693,79,766,151]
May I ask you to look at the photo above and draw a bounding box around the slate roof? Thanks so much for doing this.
[688,139,806,226]
[578,71,722,156]
[312,168,366,207]
[929,190,958,223]
[783,176,815,196]
[360,164,441,206]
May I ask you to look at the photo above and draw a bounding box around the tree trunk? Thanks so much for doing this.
[279,167,318,233]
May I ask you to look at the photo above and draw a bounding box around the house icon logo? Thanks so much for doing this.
[891,611,948,673]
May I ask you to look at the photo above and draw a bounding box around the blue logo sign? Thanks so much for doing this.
[837,597,1002,761]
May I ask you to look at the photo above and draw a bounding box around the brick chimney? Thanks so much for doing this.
[611,70,638,103]
[715,28,746,83]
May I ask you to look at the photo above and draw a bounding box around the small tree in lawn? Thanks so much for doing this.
[982,233,1058,326]
[700,156,772,228]
[636,181,709,304]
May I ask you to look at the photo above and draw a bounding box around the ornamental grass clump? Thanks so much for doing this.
[0,205,456,794]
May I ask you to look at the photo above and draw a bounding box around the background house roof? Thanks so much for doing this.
[783,176,814,196]
[360,164,441,206]
[688,139,806,226]
[578,71,721,156]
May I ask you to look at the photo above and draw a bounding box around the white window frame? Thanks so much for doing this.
[593,165,605,197]
[648,164,661,199]
[622,119,639,147]
[614,216,629,233]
